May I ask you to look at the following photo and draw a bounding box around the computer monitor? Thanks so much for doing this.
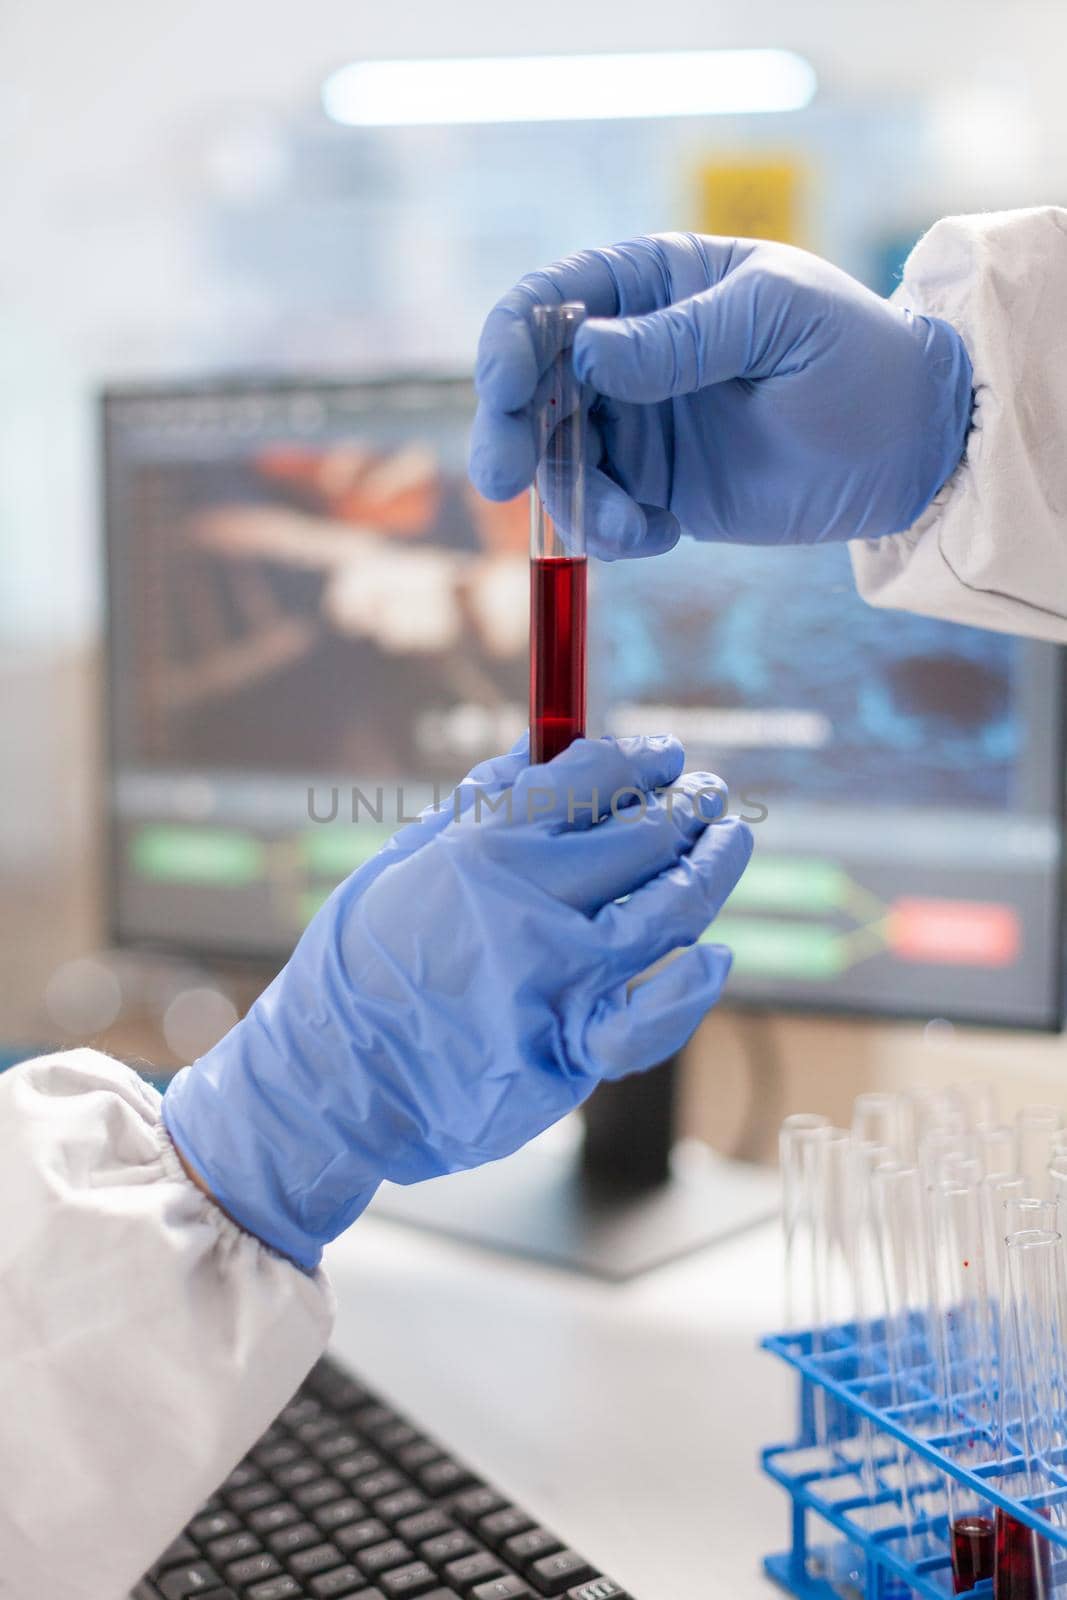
[103,375,1067,1028]
[101,376,1066,1270]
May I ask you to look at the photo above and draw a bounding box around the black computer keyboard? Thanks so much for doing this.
[132,1354,633,1600]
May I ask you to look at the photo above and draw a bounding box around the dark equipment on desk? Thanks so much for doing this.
[132,1353,634,1600]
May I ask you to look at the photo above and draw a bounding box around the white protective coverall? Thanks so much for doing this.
[3,208,1066,1600]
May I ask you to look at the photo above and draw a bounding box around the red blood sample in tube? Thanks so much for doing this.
[530,556,587,765]
[994,1507,1051,1599]
[952,1514,995,1592]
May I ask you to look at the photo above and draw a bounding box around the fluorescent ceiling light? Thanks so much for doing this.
[321,49,817,129]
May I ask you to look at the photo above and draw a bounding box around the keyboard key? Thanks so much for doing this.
[309,1566,370,1598]
[353,1405,399,1435]
[376,1488,429,1523]
[358,1538,415,1577]
[355,1470,407,1501]
[335,1518,390,1555]
[248,1503,302,1536]
[246,1580,302,1600]
[196,1590,240,1600]
[190,1512,239,1542]
[274,1459,323,1491]
[223,1462,262,1492]
[528,1553,596,1596]
[314,1496,369,1532]
[226,1552,284,1587]
[316,1431,363,1460]
[419,1530,478,1565]
[308,1366,372,1412]
[295,1417,345,1446]
[565,1583,631,1600]
[152,1535,199,1572]
[380,1561,440,1597]
[267,1521,320,1557]
[255,1441,303,1471]
[281,1397,323,1429]
[396,1509,455,1545]
[228,1483,282,1515]
[377,1421,419,1452]
[503,1531,562,1571]
[478,1510,534,1550]
[418,1461,476,1498]
[295,1477,347,1511]
[334,1452,386,1481]
[451,1489,506,1527]
[442,1552,507,1593]
[396,1442,441,1474]
[158,1565,223,1598]
[205,1531,261,1564]
[472,1582,534,1600]
[290,1542,346,1577]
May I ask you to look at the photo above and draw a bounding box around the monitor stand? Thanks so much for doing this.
[370,1056,779,1281]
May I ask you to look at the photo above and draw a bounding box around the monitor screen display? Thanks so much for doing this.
[103,378,1065,1028]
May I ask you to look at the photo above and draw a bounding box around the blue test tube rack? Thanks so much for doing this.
[760,1320,1067,1599]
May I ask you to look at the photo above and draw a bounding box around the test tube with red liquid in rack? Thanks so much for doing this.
[529,302,587,765]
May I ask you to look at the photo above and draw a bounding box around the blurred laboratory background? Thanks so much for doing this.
[4,0,1067,1152]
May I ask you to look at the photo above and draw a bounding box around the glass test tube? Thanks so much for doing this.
[849,1141,895,1494]
[952,1081,1001,1133]
[1004,1198,1059,1236]
[823,1131,870,1598]
[852,1093,901,1154]
[982,1176,1028,1314]
[1016,1107,1064,1197]
[979,1124,1020,1180]
[996,1229,1065,1600]
[920,1126,976,1188]
[779,1111,838,1506]
[781,1115,831,1336]
[930,1180,998,1592]
[1046,1163,1067,1218]
[873,1163,932,1562]
[902,1087,965,1164]
[529,301,587,766]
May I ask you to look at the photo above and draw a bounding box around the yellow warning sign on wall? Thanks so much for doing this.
[696,158,804,245]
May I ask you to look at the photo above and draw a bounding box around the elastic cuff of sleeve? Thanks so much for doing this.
[898,313,975,532]
[161,1093,378,1272]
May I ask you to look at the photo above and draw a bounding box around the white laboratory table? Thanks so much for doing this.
[323,1212,793,1600]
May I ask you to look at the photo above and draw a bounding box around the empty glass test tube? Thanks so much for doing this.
[951,1080,1001,1133]
[873,1163,933,1560]
[529,301,587,766]
[981,1175,1028,1316]
[978,1124,1020,1180]
[852,1093,901,1154]
[1016,1106,1064,1196]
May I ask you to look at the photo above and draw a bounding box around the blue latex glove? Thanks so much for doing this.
[163,735,752,1269]
[470,232,973,556]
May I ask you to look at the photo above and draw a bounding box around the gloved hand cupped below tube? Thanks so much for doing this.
[163,733,752,1269]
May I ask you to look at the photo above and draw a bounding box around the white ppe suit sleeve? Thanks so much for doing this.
[849,207,1067,640]
[0,1049,334,1600]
